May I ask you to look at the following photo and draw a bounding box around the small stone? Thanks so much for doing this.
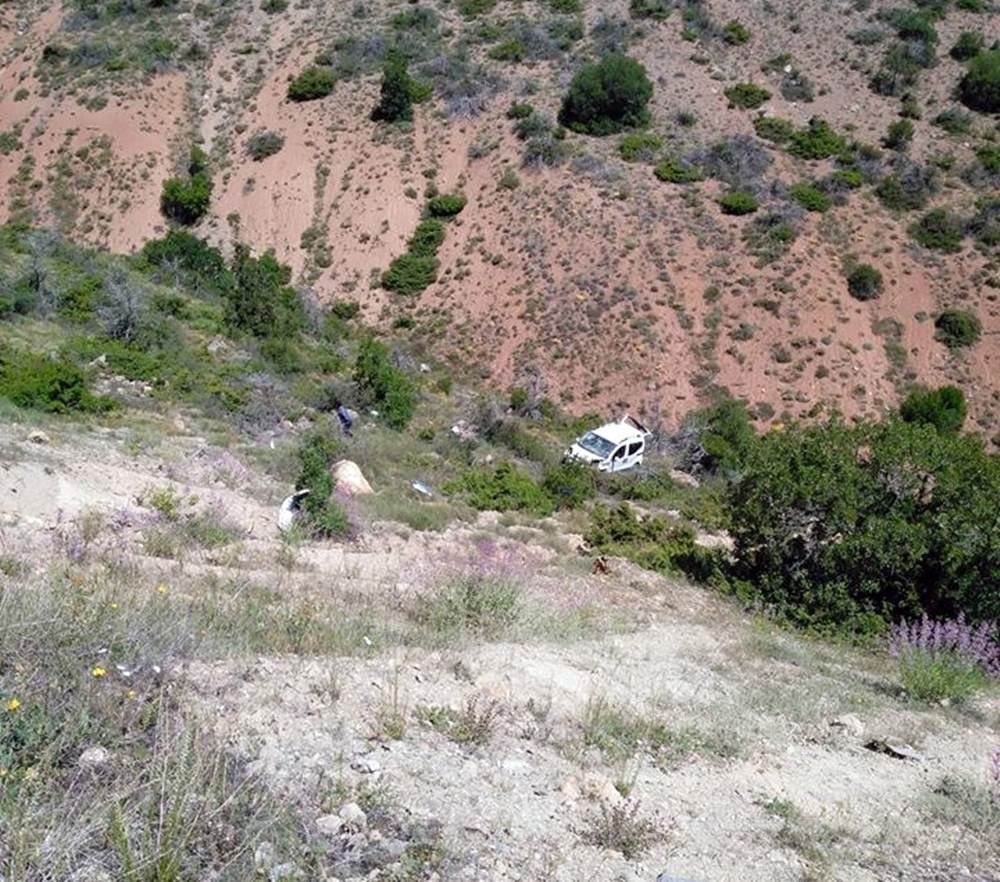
[254,841,277,872]
[28,430,50,445]
[829,714,864,738]
[351,756,381,774]
[582,771,622,805]
[78,746,110,771]
[419,363,430,373]
[315,814,345,837]
[338,801,368,832]
[561,776,582,801]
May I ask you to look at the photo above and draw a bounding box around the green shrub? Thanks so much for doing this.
[934,309,981,350]
[753,115,795,143]
[723,20,750,45]
[789,182,831,212]
[846,263,883,301]
[897,648,987,703]
[506,101,534,119]
[382,253,439,294]
[900,385,967,434]
[619,131,663,162]
[831,168,864,189]
[909,209,964,252]
[727,418,1000,631]
[653,156,703,183]
[950,31,984,61]
[293,429,351,537]
[541,460,597,510]
[246,130,285,160]
[883,119,914,150]
[558,54,653,135]
[787,118,845,160]
[932,107,972,134]
[287,66,336,101]
[0,349,109,414]
[976,145,1000,174]
[224,244,305,338]
[629,0,671,19]
[724,83,771,109]
[261,0,288,12]
[427,193,467,217]
[58,276,100,322]
[353,337,416,429]
[550,0,581,10]
[489,40,525,62]
[959,48,1000,113]
[408,218,446,256]
[445,462,554,515]
[687,396,756,474]
[718,191,759,215]
[371,51,413,122]
[141,230,233,298]
[457,0,497,16]
[160,173,211,225]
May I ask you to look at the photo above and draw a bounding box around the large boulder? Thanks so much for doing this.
[331,460,373,496]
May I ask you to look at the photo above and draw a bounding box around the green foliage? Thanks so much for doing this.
[950,31,984,61]
[846,263,883,301]
[426,193,468,217]
[58,276,100,322]
[976,145,1000,174]
[883,119,914,150]
[382,253,439,295]
[506,101,534,119]
[224,244,305,338]
[619,132,663,162]
[446,461,555,515]
[371,51,413,123]
[959,48,1000,113]
[727,419,1000,631]
[689,396,756,474]
[909,209,964,252]
[246,130,285,161]
[287,66,336,101]
[160,172,211,225]
[0,348,109,414]
[718,191,759,215]
[788,181,831,212]
[934,309,981,350]
[787,118,846,160]
[353,337,416,429]
[140,231,233,298]
[900,385,967,434]
[723,20,750,45]
[629,0,671,18]
[724,83,771,109]
[457,0,497,16]
[294,429,350,538]
[932,107,972,135]
[408,218,446,256]
[558,54,654,136]
[897,649,987,703]
[653,156,703,183]
[489,39,525,62]
[585,503,722,582]
[540,460,596,509]
[753,115,795,144]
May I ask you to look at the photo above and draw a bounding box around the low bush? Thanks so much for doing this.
[371,51,414,123]
[246,130,285,161]
[724,82,771,109]
[883,119,914,150]
[723,20,750,45]
[909,209,964,252]
[445,462,554,515]
[629,0,672,20]
[558,54,653,135]
[294,429,351,538]
[507,101,534,119]
[788,181,831,212]
[753,115,794,144]
[718,191,759,215]
[900,385,967,434]
[846,263,884,301]
[875,161,936,212]
[0,348,110,414]
[968,196,999,247]
[225,244,305,339]
[619,131,663,162]
[787,117,845,160]
[934,309,981,350]
[427,192,468,217]
[959,48,1000,113]
[353,337,416,428]
[653,156,703,183]
[932,108,972,135]
[382,253,439,294]
[950,31,984,62]
[160,173,211,225]
[408,218,446,256]
[287,66,335,101]
[540,460,597,509]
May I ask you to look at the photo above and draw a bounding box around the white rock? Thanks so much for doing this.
[268,863,299,882]
[582,771,622,805]
[829,714,864,738]
[669,469,699,489]
[338,801,368,832]
[315,814,345,837]
[78,746,110,771]
[419,362,431,373]
[351,756,381,774]
[331,460,373,496]
[28,430,50,445]
[254,841,277,872]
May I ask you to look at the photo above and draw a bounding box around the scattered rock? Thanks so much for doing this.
[829,714,864,738]
[581,771,622,805]
[315,814,345,837]
[331,460,373,496]
[78,746,111,771]
[27,430,50,445]
[560,776,582,801]
[669,469,699,489]
[351,755,381,774]
[338,801,368,832]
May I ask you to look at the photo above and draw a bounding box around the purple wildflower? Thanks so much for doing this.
[888,614,1000,678]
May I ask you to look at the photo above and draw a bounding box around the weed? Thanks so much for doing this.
[578,801,659,858]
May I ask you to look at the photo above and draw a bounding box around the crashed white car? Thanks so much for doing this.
[564,415,651,473]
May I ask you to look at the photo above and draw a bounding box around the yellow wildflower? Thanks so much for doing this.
[91,666,107,678]
[125,689,136,700]
[110,602,119,610]
[0,767,7,778]
[156,583,168,595]
[4,698,20,712]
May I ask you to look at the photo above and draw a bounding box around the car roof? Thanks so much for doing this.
[589,421,644,445]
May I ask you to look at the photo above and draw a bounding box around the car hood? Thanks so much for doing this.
[566,444,603,464]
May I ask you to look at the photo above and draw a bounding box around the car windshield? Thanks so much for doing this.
[577,432,615,458]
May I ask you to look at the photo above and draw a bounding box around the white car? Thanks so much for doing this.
[565,415,651,473]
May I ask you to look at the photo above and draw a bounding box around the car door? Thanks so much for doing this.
[624,439,644,470]
[609,444,629,472]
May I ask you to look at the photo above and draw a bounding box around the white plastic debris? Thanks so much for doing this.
[278,489,311,533]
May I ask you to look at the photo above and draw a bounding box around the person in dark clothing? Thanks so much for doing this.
[333,399,353,437]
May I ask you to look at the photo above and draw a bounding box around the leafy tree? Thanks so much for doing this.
[728,418,1000,632]
[353,338,416,429]
[934,309,981,349]
[224,245,305,339]
[959,48,1000,113]
[683,395,756,474]
[371,51,413,122]
[846,264,883,301]
[900,385,967,434]
[558,54,653,135]
[160,145,212,225]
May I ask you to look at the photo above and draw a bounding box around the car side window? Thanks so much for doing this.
[627,442,642,456]
[612,445,626,460]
